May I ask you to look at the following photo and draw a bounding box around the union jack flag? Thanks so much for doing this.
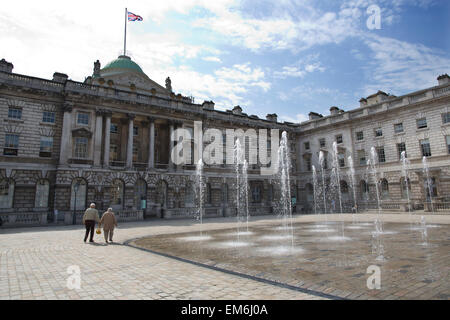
[127,11,143,21]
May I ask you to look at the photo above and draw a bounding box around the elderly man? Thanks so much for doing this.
[82,203,100,243]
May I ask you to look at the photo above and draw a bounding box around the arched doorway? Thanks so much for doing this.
[135,179,147,210]
[35,179,50,208]
[111,179,124,211]
[71,178,87,211]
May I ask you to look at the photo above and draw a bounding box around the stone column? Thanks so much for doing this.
[169,120,175,171]
[126,113,135,168]
[103,111,112,167]
[148,117,155,169]
[93,109,103,166]
[59,103,73,165]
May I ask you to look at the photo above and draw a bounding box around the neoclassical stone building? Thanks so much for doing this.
[0,55,449,226]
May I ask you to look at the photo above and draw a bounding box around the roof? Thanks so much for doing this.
[99,55,145,76]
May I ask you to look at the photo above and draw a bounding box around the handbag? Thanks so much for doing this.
[96,228,101,234]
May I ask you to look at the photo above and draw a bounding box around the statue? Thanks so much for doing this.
[93,60,100,77]
[165,77,172,92]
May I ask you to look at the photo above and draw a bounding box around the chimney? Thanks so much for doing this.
[437,74,450,86]
[330,106,340,115]
[359,98,367,108]
[232,105,242,115]
[0,59,13,73]
[202,100,215,110]
[308,112,323,120]
[52,72,68,83]
[266,113,278,122]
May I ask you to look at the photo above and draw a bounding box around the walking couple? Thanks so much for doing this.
[82,203,118,244]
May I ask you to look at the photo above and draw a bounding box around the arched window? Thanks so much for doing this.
[401,177,411,200]
[35,179,50,208]
[0,178,14,209]
[185,181,195,206]
[135,179,147,209]
[157,180,168,207]
[305,183,314,202]
[424,177,438,200]
[340,180,349,194]
[111,179,124,209]
[70,178,87,210]
[360,180,369,200]
[380,179,389,200]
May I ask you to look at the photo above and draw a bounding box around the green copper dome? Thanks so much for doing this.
[100,55,145,75]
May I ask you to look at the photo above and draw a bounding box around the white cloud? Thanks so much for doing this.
[279,113,309,124]
[202,56,222,63]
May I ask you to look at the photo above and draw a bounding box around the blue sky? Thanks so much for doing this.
[1,0,449,123]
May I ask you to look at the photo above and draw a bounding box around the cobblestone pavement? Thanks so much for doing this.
[0,213,448,300]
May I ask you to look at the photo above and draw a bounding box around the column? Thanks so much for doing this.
[148,117,155,169]
[169,120,174,170]
[126,113,135,168]
[59,103,73,165]
[103,111,112,167]
[93,109,103,166]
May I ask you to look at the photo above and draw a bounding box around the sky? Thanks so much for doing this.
[1,0,449,123]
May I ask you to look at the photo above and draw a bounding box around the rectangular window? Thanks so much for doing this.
[420,139,431,157]
[42,111,55,123]
[394,123,403,133]
[304,142,310,150]
[336,134,343,144]
[358,150,366,166]
[338,153,345,167]
[374,128,383,137]
[377,147,386,163]
[74,137,88,158]
[417,118,427,129]
[356,131,364,141]
[77,112,89,125]
[39,137,53,157]
[4,134,19,156]
[133,145,139,162]
[397,143,407,159]
[319,138,326,148]
[110,124,118,134]
[110,144,118,161]
[442,112,450,124]
[305,157,312,172]
[133,126,139,136]
[446,136,450,154]
[8,108,22,120]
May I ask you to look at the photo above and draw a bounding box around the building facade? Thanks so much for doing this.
[0,56,449,226]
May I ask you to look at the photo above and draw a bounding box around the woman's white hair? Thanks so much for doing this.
[90,203,96,207]
[107,208,113,212]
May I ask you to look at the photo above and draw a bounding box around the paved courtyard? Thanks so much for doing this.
[0,213,449,300]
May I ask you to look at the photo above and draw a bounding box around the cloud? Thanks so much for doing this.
[202,56,222,63]
[279,113,309,124]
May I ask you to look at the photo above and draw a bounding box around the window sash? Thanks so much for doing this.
[356,132,364,140]
[377,147,386,163]
[74,138,88,158]
[420,140,431,157]
[77,113,89,125]
[417,118,427,129]
[374,128,383,137]
[8,108,22,119]
[40,137,53,153]
[442,113,450,124]
[394,123,403,133]
[5,134,19,148]
[42,111,55,123]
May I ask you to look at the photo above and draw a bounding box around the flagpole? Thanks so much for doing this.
[124,7,127,56]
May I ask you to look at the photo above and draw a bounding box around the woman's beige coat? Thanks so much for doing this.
[99,211,118,230]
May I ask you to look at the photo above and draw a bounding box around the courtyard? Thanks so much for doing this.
[1,213,448,300]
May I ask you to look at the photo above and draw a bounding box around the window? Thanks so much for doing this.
[304,142,310,150]
[251,183,262,203]
[206,183,212,204]
[110,144,118,161]
[397,143,407,160]
[185,182,195,206]
[42,111,55,123]
[338,153,345,167]
[424,177,438,200]
[377,147,386,163]
[133,126,139,136]
[360,180,369,200]
[305,157,312,172]
[35,179,50,208]
[401,178,411,200]
[77,112,89,125]
[8,107,22,120]
[358,150,366,166]
[394,123,403,133]
[39,137,53,157]
[0,179,14,209]
[446,136,450,154]
[4,134,19,156]
[356,131,364,141]
[420,139,431,157]
[443,112,450,124]
[135,179,147,209]
[110,124,118,134]
[336,134,343,144]
[74,137,88,158]
[111,179,124,209]
[319,138,326,148]
[133,145,139,162]
[416,118,427,129]
[306,184,314,202]
[222,184,228,203]
[374,128,383,137]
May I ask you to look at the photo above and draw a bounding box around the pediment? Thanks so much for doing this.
[103,72,168,94]
[72,127,92,138]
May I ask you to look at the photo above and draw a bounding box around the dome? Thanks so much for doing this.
[98,55,146,77]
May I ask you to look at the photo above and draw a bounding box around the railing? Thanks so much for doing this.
[425,202,450,212]
[0,212,49,227]
[116,210,143,222]
[109,161,126,167]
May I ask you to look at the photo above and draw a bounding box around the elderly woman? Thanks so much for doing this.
[99,208,118,244]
